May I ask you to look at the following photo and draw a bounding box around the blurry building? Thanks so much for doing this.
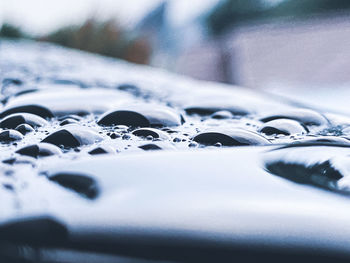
[177,13,350,90]
[138,1,350,90]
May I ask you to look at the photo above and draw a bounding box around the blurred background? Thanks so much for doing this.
[2,0,350,109]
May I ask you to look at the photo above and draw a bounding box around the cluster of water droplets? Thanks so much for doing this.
[1,41,350,203]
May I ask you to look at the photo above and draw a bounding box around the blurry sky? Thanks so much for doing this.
[0,0,222,35]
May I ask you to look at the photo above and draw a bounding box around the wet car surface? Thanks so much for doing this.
[2,40,350,262]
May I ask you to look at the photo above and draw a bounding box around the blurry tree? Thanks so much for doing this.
[124,38,152,64]
[270,0,350,17]
[207,0,350,35]
[0,23,26,39]
[207,0,266,35]
[40,19,152,65]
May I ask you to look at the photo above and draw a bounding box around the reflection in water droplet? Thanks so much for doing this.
[193,129,270,146]
[15,123,34,135]
[264,145,350,195]
[260,119,308,136]
[49,172,99,199]
[0,130,23,142]
[0,113,48,129]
